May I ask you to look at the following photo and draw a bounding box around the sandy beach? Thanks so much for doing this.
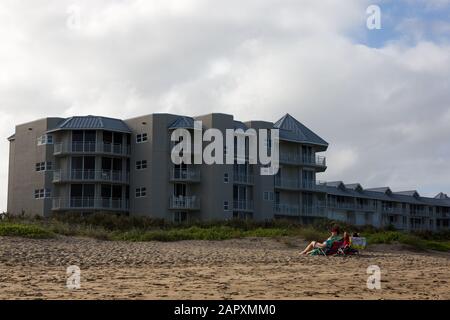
[0,236,449,300]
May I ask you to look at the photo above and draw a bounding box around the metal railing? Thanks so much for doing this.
[274,178,327,191]
[170,168,201,182]
[273,203,327,217]
[279,153,326,167]
[273,203,300,216]
[54,142,131,156]
[53,170,129,184]
[233,200,254,211]
[52,197,129,211]
[233,173,254,184]
[169,196,200,210]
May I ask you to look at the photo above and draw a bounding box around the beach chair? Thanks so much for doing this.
[309,238,343,256]
[337,237,367,256]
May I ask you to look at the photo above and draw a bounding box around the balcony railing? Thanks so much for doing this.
[274,178,327,192]
[233,200,254,211]
[273,203,300,216]
[52,197,129,211]
[169,196,200,210]
[329,202,356,210]
[54,142,130,156]
[279,153,326,167]
[53,170,129,184]
[170,168,201,182]
[273,203,327,217]
[355,203,378,211]
[233,173,254,184]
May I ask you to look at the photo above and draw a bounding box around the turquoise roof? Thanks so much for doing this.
[168,116,195,129]
[47,116,131,133]
[273,114,328,147]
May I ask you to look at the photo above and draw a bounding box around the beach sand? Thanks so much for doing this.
[0,236,449,299]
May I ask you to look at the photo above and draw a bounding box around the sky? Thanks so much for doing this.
[1,0,450,211]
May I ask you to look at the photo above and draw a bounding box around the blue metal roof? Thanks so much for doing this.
[168,116,195,129]
[47,116,131,133]
[326,182,450,207]
[233,121,248,130]
[273,114,328,148]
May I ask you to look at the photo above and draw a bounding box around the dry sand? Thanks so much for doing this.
[0,236,449,299]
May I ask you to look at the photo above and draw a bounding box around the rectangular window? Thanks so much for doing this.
[35,162,45,171]
[223,201,229,211]
[263,191,274,201]
[37,134,53,145]
[135,187,147,198]
[136,160,148,170]
[174,212,187,223]
[136,133,148,143]
[35,162,52,171]
[223,173,229,183]
[34,188,51,199]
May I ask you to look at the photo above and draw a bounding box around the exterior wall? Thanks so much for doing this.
[7,118,63,216]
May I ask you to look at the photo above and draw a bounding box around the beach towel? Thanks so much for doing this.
[350,237,367,250]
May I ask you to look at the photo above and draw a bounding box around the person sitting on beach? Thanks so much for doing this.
[300,226,341,255]
[343,231,351,247]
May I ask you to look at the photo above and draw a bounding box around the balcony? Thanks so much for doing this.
[52,197,129,211]
[233,200,254,211]
[274,178,327,192]
[170,168,201,182]
[279,153,326,168]
[169,196,200,210]
[53,170,129,184]
[54,142,130,157]
[273,203,300,216]
[328,202,356,210]
[273,203,327,217]
[233,173,254,185]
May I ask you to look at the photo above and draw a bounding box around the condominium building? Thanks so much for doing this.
[6,113,450,231]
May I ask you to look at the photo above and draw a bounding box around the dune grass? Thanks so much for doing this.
[0,213,449,251]
[0,223,55,239]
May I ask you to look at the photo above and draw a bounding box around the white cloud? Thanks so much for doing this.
[1,0,450,210]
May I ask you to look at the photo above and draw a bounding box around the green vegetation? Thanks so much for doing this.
[0,223,55,239]
[0,212,449,252]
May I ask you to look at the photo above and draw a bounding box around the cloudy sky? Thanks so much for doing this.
[1,0,450,211]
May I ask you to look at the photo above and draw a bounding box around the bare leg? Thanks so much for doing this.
[300,241,316,255]
[300,241,326,255]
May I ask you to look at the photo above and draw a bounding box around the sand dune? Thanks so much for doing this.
[0,236,448,299]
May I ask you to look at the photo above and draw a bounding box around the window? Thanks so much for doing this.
[35,162,45,171]
[174,212,187,223]
[263,191,274,201]
[223,173,229,183]
[34,188,51,199]
[37,134,53,145]
[136,133,148,143]
[136,160,147,170]
[223,201,229,211]
[35,162,52,171]
[135,187,147,198]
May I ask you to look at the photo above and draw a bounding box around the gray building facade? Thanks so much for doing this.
[6,113,450,231]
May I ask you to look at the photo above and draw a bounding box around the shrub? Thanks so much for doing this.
[0,223,55,239]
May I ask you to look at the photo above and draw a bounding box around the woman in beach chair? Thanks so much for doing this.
[300,226,342,255]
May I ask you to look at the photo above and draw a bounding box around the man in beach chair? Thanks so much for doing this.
[300,226,342,255]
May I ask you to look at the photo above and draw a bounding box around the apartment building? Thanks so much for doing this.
[6,113,450,231]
